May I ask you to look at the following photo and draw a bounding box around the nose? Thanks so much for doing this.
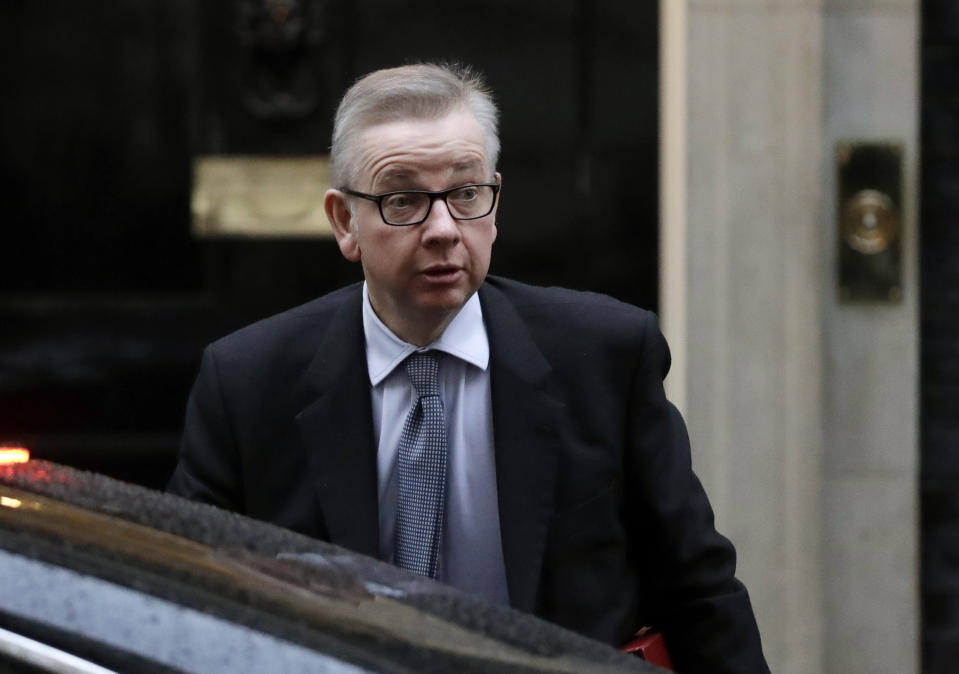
[420,196,461,245]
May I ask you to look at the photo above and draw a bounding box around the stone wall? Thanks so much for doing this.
[661,1,920,672]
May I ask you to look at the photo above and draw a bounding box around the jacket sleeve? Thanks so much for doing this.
[167,345,245,512]
[625,316,769,674]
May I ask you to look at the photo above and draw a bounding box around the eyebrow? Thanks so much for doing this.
[373,159,488,191]
[451,159,484,173]
[377,169,412,186]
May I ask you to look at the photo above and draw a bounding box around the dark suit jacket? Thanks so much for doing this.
[168,276,769,673]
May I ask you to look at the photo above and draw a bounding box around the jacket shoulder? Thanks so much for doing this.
[204,283,362,375]
[214,284,360,348]
[483,276,657,333]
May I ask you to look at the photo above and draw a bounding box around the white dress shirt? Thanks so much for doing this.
[362,283,510,605]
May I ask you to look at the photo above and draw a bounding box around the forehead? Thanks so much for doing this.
[354,109,489,189]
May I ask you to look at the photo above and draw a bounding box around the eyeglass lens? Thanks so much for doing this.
[381,185,495,225]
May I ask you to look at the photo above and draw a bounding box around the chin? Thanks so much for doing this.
[416,288,472,315]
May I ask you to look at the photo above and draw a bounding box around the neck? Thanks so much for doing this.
[370,301,458,347]
[401,320,453,347]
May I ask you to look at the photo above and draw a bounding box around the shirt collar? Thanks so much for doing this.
[362,282,490,386]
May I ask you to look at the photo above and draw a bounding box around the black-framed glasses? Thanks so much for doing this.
[340,183,500,226]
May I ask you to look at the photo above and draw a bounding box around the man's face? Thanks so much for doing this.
[327,109,499,344]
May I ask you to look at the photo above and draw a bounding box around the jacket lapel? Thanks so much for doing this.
[479,282,564,613]
[294,288,381,558]
[291,281,564,604]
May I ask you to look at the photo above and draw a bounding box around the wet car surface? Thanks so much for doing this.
[0,460,662,673]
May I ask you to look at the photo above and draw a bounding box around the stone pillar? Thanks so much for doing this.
[821,1,919,672]
[660,1,919,672]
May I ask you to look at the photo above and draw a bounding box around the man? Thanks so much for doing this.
[169,63,768,672]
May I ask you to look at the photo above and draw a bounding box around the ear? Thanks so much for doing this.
[490,172,501,243]
[325,189,361,262]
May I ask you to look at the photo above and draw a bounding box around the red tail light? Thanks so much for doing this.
[0,447,30,465]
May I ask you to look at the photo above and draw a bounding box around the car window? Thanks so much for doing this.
[0,548,372,674]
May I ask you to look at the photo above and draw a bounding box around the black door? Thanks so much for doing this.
[0,0,659,489]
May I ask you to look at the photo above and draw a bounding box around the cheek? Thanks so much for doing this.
[357,226,390,256]
[360,229,416,270]
[469,228,496,271]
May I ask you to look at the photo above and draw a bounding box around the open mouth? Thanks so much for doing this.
[421,265,462,281]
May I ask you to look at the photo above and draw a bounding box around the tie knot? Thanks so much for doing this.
[405,351,441,397]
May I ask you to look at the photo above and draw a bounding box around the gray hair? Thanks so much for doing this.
[330,63,500,189]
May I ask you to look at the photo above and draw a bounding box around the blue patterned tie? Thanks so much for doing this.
[394,351,448,578]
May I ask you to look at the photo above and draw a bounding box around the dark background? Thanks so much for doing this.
[5,1,959,669]
[0,1,660,488]
[921,1,959,672]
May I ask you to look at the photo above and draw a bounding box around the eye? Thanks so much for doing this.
[383,193,415,210]
[451,186,479,202]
